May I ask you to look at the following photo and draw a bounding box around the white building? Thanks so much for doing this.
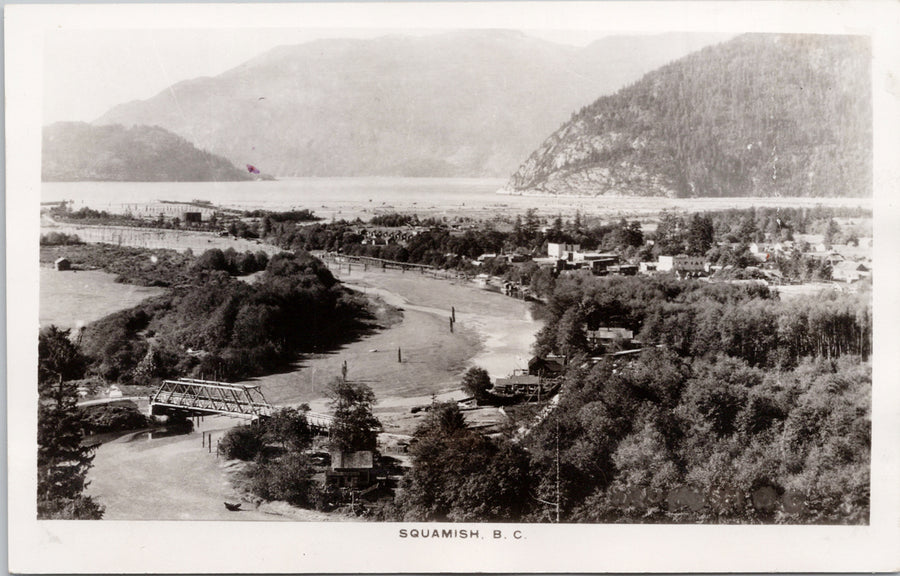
[547,243,580,259]
[658,255,707,274]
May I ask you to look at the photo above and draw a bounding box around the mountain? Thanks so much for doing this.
[93,31,729,178]
[505,34,872,198]
[42,122,253,182]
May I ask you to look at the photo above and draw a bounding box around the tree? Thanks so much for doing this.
[249,452,319,508]
[397,403,531,521]
[37,326,103,519]
[265,407,313,452]
[38,326,87,400]
[688,214,714,255]
[219,423,266,461]
[461,366,492,404]
[327,378,382,452]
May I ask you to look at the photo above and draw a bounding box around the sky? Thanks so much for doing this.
[42,28,619,125]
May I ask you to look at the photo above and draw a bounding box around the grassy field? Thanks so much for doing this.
[39,267,165,330]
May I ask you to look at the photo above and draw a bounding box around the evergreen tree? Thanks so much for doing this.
[37,326,103,519]
[688,213,715,255]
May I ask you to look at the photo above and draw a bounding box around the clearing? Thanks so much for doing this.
[40,267,165,330]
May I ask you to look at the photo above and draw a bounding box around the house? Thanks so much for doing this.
[54,257,71,271]
[547,243,580,259]
[492,373,544,397]
[607,264,638,276]
[639,262,658,274]
[657,255,707,275]
[590,256,621,275]
[527,356,565,378]
[831,261,871,283]
[326,450,375,489]
[749,243,770,262]
[586,327,634,346]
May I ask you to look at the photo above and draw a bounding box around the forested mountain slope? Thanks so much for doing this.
[506,34,871,197]
[42,122,252,182]
[92,31,727,177]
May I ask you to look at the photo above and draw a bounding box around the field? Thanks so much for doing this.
[39,267,165,330]
[41,219,282,255]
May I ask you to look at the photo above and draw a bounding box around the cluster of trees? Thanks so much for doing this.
[654,206,868,254]
[220,407,320,507]
[521,351,870,523]
[192,247,270,276]
[394,272,870,524]
[536,274,870,368]
[396,403,531,521]
[79,250,371,383]
[243,209,318,223]
[254,209,646,270]
[37,326,104,519]
[40,232,83,246]
[222,379,381,509]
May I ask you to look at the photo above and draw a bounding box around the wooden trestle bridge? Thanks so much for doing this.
[150,378,334,431]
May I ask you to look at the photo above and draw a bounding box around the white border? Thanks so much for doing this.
[6,2,900,573]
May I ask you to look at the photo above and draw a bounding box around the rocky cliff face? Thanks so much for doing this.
[506,34,872,198]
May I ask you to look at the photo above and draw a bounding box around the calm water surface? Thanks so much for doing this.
[43,178,871,221]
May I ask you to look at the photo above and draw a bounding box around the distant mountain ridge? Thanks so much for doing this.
[92,31,730,178]
[42,122,252,182]
[505,34,872,198]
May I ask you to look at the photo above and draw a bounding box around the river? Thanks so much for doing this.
[85,260,542,520]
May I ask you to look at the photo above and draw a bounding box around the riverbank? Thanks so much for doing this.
[84,262,541,519]
[242,261,540,435]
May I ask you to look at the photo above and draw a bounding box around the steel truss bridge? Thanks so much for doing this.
[150,378,335,431]
[150,378,274,419]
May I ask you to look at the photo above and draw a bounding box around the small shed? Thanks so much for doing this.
[54,257,71,271]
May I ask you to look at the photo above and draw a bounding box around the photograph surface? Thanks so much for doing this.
[8,2,900,573]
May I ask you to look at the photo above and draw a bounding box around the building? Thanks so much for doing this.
[586,327,634,345]
[590,256,621,275]
[492,373,543,397]
[657,255,707,275]
[547,243,580,259]
[831,261,871,283]
[183,211,202,224]
[54,257,71,271]
[639,262,658,274]
[607,264,638,276]
[749,243,770,262]
[527,356,565,378]
[326,450,375,489]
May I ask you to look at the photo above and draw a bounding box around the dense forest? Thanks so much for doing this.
[394,277,871,524]
[42,122,253,182]
[75,249,371,383]
[508,34,871,198]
